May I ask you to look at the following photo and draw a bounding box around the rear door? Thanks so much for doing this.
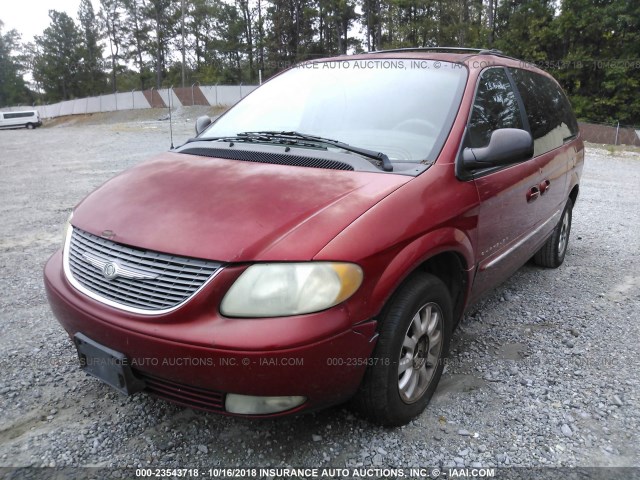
[463,68,542,302]
[508,68,580,241]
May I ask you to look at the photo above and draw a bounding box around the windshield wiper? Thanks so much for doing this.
[237,131,394,172]
[181,133,326,151]
[182,131,393,172]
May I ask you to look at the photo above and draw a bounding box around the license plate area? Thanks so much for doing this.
[74,333,145,395]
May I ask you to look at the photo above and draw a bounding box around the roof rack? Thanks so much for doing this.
[368,47,503,55]
[370,47,504,55]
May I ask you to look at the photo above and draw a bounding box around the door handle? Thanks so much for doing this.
[539,179,551,194]
[527,186,540,203]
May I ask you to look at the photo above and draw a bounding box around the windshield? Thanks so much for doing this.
[201,59,468,163]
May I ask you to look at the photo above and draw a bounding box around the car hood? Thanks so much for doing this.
[71,152,411,262]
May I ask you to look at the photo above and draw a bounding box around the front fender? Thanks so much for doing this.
[369,227,476,312]
[315,163,480,321]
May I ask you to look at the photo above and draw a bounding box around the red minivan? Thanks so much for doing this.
[44,48,583,426]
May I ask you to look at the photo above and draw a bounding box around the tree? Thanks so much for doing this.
[188,0,214,73]
[330,0,359,54]
[552,0,640,123]
[99,0,124,92]
[122,0,152,90]
[264,0,319,73]
[361,0,382,51]
[237,0,255,81]
[493,0,556,60]
[78,0,107,95]
[209,0,247,82]
[33,11,84,101]
[0,20,31,106]
[145,0,178,88]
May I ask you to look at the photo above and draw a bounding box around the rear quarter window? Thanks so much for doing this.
[509,68,579,156]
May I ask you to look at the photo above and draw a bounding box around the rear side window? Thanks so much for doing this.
[509,68,579,156]
[3,112,35,119]
[466,68,523,149]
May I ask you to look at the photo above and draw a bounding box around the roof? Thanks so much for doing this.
[311,47,551,78]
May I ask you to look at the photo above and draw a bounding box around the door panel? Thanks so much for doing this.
[469,160,541,303]
[461,67,541,303]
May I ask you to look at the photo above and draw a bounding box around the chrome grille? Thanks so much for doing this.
[65,227,222,313]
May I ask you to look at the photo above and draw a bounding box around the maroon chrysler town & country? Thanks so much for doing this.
[44,48,584,426]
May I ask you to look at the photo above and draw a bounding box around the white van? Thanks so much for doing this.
[0,110,42,129]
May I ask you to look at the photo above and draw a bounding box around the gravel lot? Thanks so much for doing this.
[0,109,639,475]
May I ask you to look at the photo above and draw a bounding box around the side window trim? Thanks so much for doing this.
[455,67,502,181]
[455,67,533,181]
[463,67,499,129]
[504,68,531,135]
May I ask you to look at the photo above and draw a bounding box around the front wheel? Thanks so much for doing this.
[351,273,452,426]
[26,123,35,130]
[534,198,573,268]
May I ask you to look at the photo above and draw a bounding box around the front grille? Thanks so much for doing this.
[66,227,222,313]
[136,371,226,413]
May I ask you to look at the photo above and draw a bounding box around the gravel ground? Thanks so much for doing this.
[0,110,639,475]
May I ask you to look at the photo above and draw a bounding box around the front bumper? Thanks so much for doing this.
[44,250,378,416]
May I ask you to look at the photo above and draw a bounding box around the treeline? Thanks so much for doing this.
[1,0,639,124]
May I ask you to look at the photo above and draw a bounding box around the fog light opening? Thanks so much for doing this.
[225,394,306,415]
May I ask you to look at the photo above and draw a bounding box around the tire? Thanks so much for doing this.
[534,198,573,268]
[26,123,35,130]
[351,273,452,426]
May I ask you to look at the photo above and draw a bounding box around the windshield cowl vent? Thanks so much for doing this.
[179,147,355,171]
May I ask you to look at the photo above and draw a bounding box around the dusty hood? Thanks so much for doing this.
[72,152,410,262]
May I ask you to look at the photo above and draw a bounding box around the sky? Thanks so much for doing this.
[1,0,100,43]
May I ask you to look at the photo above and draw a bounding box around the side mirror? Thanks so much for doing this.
[462,128,533,170]
[195,115,212,135]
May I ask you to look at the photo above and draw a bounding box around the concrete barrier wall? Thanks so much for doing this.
[2,84,258,119]
[157,89,183,108]
[200,86,219,106]
[201,85,257,106]
[86,96,101,113]
[58,100,76,116]
[73,99,87,115]
[132,91,149,110]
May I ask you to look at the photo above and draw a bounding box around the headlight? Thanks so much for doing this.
[220,262,363,317]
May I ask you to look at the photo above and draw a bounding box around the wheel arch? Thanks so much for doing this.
[371,228,474,326]
[419,251,468,324]
[569,183,579,206]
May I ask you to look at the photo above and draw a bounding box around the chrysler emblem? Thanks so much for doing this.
[102,262,119,280]
[82,252,159,281]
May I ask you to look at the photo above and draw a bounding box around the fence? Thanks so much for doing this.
[2,84,258,119]
[578,122,640,147]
